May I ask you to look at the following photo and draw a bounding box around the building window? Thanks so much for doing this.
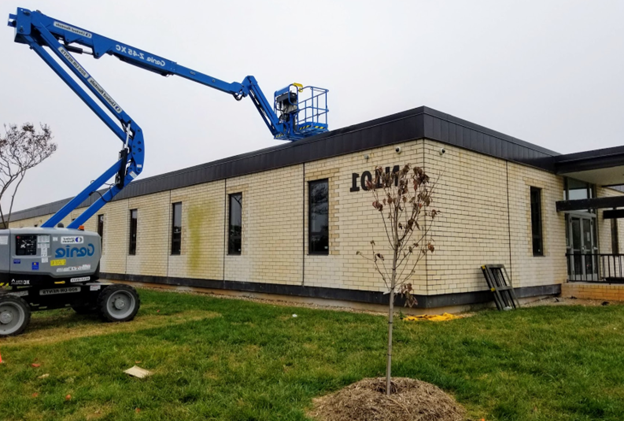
[530,187,543,256]
[97,214,104,241]
[309,179,329,254]
[563,178,595,213]
[129,209,137,255]
[228,193,242,255]
[171,202,182,255]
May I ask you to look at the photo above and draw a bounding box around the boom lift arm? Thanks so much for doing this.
[7,8,328,229]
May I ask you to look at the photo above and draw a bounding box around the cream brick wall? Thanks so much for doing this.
[425,140,513,294]
[9,213,75,229]
[507,161,567,287]
[224,180,250,282]
[99,200,129,273]
[127,191,170,277]
[225,166,303,285]
[8,215,46,228]
[10,137,591,300]
[305,142,426,293]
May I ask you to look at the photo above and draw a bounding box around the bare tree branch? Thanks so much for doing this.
[0,123,56,227]
[357,163,440,396]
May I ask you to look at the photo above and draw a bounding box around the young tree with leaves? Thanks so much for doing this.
[0,123,56,227]
[358,164,438,396]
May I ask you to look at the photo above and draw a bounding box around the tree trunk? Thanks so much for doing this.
[6,172,26,227]
[386,287,395,396]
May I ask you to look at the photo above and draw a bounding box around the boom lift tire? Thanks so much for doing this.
[0,295,31,337]
[97,284,140,323]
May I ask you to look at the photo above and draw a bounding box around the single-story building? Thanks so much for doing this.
[10,106,624,309]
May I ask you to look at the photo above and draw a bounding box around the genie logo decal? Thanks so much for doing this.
[55,244,95,259]
[114,44,166,67]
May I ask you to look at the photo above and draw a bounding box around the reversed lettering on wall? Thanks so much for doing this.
[350,165,400,192]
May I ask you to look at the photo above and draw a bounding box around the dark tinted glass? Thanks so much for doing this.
[228,193,242,255]
[129,209,137,255]
[171,202,182,255]
[309,179,329,254]
[530,187,543,256]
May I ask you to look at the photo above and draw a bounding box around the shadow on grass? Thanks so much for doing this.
[2,308,221,346]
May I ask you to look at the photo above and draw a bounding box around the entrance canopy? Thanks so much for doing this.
[555,145,624,213]
[556,145,624,187]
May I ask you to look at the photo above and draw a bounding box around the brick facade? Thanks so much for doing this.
[10,139,622,305]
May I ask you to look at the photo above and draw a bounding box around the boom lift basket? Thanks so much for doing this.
[274,84,328,138]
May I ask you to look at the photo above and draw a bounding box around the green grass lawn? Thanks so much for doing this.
[1,289,624,421]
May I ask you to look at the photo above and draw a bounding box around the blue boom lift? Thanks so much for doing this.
[0,8,329,336]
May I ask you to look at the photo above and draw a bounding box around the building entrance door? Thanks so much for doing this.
[568,215,598,281]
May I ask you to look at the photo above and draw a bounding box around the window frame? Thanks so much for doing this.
[530,187,543,256]
[563,178,596,214]
[97,214,104,239]
[228,193,243,255]
[171,202,182,255]
[129,209,138,256]
[308,179,329,255]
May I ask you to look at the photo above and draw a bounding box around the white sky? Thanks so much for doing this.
[1,0,623,212]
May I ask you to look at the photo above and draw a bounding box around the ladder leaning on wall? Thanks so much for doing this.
[481,264,520,311]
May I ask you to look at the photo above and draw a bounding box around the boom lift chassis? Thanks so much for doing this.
[0,281,140,336]
[0,8,328,336]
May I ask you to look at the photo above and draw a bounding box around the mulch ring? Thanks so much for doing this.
[308,377,466,421]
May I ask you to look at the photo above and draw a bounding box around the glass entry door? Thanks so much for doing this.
[568,215,598,281]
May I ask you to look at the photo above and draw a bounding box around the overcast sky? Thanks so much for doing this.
[1,0,623,212]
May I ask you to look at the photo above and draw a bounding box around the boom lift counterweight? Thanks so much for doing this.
[0,7,329,336]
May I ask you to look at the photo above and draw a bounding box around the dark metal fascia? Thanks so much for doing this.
[555,145,624,174]
[556,196,624,212]
[11,106,565,221]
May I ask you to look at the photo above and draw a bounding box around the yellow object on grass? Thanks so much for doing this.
[403,313,461,322]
